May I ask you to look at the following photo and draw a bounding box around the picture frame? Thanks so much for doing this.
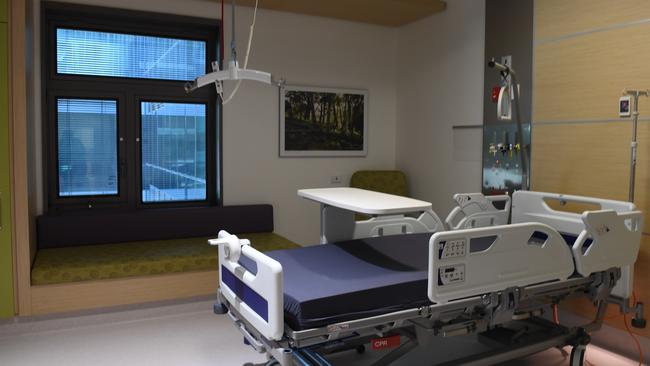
[280,85,368,157]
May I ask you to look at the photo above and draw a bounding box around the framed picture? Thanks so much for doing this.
[280,85,368,157]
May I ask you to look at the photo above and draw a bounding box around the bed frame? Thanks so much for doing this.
[211,191,644,366]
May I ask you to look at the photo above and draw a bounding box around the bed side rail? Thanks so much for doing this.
[209,230,284,341]
[352,208,445,238]
[428,223,574,304]
[445,193,511,230]
[511,191,636,234]
[512,191,642,298]
[572,210,643,299]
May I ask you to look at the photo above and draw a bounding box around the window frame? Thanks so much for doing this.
[48,93,126,206]
[43,2,222,212]
[136,97,215,209]
[53,27,209,83]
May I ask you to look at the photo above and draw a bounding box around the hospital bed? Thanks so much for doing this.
[210,190,644,366]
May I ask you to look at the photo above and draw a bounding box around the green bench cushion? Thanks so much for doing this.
[350,170,408,197]
[350,170,409,221]
[31,232,300,286]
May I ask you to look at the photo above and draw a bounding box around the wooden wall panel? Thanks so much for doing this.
[30,270,218,315]
[534,22,650,122]
[532,122,650,231]
[535,0,650,41]
[534,0,650,338]
[0,21,13,319]
[9,0,32,316]
[531,123,630,199]
[633,122,650,227]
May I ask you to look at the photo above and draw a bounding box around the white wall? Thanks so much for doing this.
[220,7,398,244]
[395,0,485,216]
[30,0,398,245]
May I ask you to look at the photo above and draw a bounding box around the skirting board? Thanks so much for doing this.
[30,270,219,315]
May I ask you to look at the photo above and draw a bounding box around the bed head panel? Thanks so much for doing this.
[428,223,574,304]
[210,231,284,341]
[445,193,511,230]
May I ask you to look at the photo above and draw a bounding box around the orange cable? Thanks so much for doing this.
[553,303,560,324]
[623,313,644,366]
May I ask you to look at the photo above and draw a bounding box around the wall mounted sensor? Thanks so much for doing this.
[620,96,631,117]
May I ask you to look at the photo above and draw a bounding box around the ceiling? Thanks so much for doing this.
[224,0,447,27]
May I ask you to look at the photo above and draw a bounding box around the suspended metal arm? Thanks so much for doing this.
[185,0,272,95]
[184,61,271,93]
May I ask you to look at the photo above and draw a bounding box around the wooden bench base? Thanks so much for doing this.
[30,270,218,315]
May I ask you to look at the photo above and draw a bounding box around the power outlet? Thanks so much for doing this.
[501,55,512,68]
[331,175,342,184]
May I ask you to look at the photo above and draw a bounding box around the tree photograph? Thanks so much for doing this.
[282,88,366,155]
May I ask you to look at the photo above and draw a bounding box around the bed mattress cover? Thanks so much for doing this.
[243,233,432,331]
[239,231,583,331]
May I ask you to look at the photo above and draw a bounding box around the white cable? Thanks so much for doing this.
[222,0,259,104]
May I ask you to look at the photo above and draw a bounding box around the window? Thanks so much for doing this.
[56,28,207,81]
[45,4,220,211]
[57,98,119,197]
[141,102,207,203]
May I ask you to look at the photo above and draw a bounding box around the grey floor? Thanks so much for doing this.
[0,300,640,366]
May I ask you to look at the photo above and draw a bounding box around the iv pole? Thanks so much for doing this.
[488,58,530,191]
[621,89,648,330]
[623,89,649,203]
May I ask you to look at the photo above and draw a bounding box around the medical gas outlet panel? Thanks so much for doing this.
[482,123,530,195]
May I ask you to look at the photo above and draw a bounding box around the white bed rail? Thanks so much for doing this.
[573,210,643,277]
[428,223,575,304]
[511,191,643,298]
[511,191,636,232]
[352,208,445,239]
[445,193,511,230]
[210,231,284,341]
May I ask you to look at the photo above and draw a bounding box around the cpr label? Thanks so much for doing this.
[370,335,400,350]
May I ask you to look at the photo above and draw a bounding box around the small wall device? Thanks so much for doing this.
[620,96,631,117]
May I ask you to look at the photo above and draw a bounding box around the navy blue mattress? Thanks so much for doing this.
[252,233,433,331]
[239,232,584,331]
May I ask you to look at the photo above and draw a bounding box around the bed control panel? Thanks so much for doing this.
[438,239,467,259]
[438,264,465,286]
[429,223,575,304]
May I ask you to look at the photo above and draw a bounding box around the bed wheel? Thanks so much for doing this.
[213,302,228,315]
[356,345,365,354]
[569,345,586,366]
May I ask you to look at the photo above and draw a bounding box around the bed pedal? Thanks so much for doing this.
[632,302,646,329]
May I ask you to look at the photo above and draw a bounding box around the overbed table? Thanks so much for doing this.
[298,187,434,243]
